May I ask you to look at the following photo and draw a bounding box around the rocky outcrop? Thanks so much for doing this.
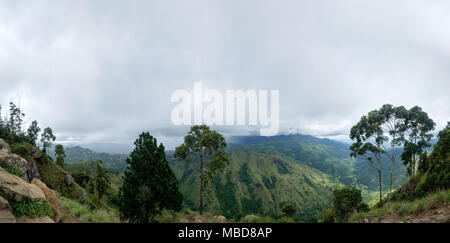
[0,195,15,223]
[179,213,228,223]
[0,147,41,182]
[0,139,11,153]
[30,147,41,159]
[16,216,55,223]
[64,172,74,186]
[214,216,227,222]
[0,167,45,201]
[31,178,62,222]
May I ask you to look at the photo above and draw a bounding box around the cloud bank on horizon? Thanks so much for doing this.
[1,0,449,151]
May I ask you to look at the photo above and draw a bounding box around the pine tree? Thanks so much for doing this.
[119,132,183,223]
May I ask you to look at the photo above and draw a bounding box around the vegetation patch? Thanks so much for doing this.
[11,144,30,156]
[9,198,54,218]
[349,189,450,222]
[59,196,120,223]
[1,165,22,177]
[36,153,85,200]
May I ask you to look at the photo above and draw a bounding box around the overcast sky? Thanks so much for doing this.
[1,0,449,152]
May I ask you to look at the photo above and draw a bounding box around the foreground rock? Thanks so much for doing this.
[16,216,55,223]
[0,195,15,223]
[32,178,62,222]
[0,148,41,182]
[0,167,45,201]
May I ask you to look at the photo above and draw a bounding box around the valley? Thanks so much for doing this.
[62,134,409,222]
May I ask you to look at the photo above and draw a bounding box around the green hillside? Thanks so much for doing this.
[62,134,409,221]
[64,160,124,208]
[62,146,128,172]
[169,150,343,222]
[228,135,355,181]
[229,135,407,192]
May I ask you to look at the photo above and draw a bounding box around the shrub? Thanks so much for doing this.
[319,208,336,223]
[12,144,29,156]
[357,202,369,212]
[333,187,365,222]
[281,203,296,217]
[72,172,91,188]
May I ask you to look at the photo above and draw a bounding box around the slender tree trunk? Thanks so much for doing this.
[377,146,382,203]
[390,151,394,194]
[389,168,393,194]
[410,153,416,199]
[379,169,382,203]
[390,134,395,194]
[199,152,203,215]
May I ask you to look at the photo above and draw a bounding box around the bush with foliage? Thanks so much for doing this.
[319,208,336,223]
[11,144,29,156]
[332,187,369,222]
[72,171,92,188]
[281,203,296,218]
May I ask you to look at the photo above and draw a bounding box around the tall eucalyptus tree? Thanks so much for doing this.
[350,110,388,203]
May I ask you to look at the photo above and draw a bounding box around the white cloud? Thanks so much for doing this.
[0,0,449,151]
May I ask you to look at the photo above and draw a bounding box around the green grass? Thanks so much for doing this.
[58,195,120,223]
[349,189,450,222]
[9,198,54,218]
[1,165,22,177]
